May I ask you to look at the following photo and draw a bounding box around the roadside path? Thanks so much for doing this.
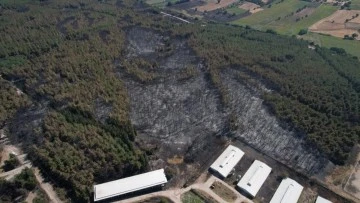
[160,12,191,24]
[0,137,63,203]
[116,174,253,203]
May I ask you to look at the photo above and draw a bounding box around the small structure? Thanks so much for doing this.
[210,145,244,178]
[270,178,303,203]
[93,169,167,202]
[316,196,332,203]
[236,160,271,198]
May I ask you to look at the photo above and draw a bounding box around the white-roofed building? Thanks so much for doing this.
[316,196,332,203]
[270,178,303,203]
[236,160,271,197]
[93,169,167,202]
[210,145,244,178]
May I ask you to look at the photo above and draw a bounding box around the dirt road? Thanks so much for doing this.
[0,137,63,203]
[115,174,253,203]
[33,168,63,203]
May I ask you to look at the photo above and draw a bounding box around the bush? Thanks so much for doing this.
[14,167,37,191]
[298,29,308,35]
[2,154,20,172]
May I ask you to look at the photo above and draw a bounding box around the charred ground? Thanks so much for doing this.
[0,0,360,202]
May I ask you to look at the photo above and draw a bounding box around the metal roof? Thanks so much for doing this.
[316,196,332,203]
[210,145,244,178]
[237,160,272,197]
[270,178,303,203]
[93,169,167,202]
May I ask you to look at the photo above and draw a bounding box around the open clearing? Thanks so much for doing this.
[196,0,238,12]
[273,4,338,35]
[239,2,263,14]
[309,10,360,39]
[210,181,237,202]
[239,2,261,11]
[226,6,248,15]
[181,190,206,203]
[351,0,360,10]
[233,1,338,35]
[232,0,311,30]
[300,32,360,58]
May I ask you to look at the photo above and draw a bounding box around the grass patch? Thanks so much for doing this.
[301,32,360,58]
[210,181,237,202]
[232,0,310,29]
[350,0,360,10]
[146,0,178,8]
[226,6,248,15]
[182,190,206,203]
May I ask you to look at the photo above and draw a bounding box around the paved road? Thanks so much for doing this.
[116,174,253,203]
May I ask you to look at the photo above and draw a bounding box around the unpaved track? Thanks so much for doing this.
[33,168,63,203]
[115,175,252,203]
[0,139,63,203]
[0,163,31,180]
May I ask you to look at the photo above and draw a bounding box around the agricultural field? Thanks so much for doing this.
[300,32,360,58]
[309,10,360,39]
[226,5,248,15]
[232,0,339,35]
[232,0,312,30]
[239,1,264,13]
[351,0,360,10]
[146,0,178,8]
[272,4,338,35]
[196,0,239,12]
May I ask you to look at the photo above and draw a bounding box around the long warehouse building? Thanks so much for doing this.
[237,160,272,198]
[93,169,167,202]
[210,145,244,178]
[270,178,303,203]
[316,196,332,203]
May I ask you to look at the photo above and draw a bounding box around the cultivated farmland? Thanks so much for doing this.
[300,32,360,58]
[232,0,311,30]
[226,6,248,15]
[232,0,339,35]
[351,0,360,10]
[239,2,263,14]
[196,0,239,12]
[309,10,360,39]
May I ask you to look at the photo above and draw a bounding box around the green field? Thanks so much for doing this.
[350,0,360,9]
[301,32,360,58]
[226,6,248,15]
[269,4,338,35]
[145,0,178,8]
[181,191,206,203]
[232,0,311,29]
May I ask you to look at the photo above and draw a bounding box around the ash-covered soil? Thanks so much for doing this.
[120,27,330,187]
[221,68,329,174]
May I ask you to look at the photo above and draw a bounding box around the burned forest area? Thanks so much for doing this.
[0,0,360,202]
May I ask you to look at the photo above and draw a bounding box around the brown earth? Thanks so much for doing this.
[238,2,262,14]
[309,10,360,39]
[239,2,260,11]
